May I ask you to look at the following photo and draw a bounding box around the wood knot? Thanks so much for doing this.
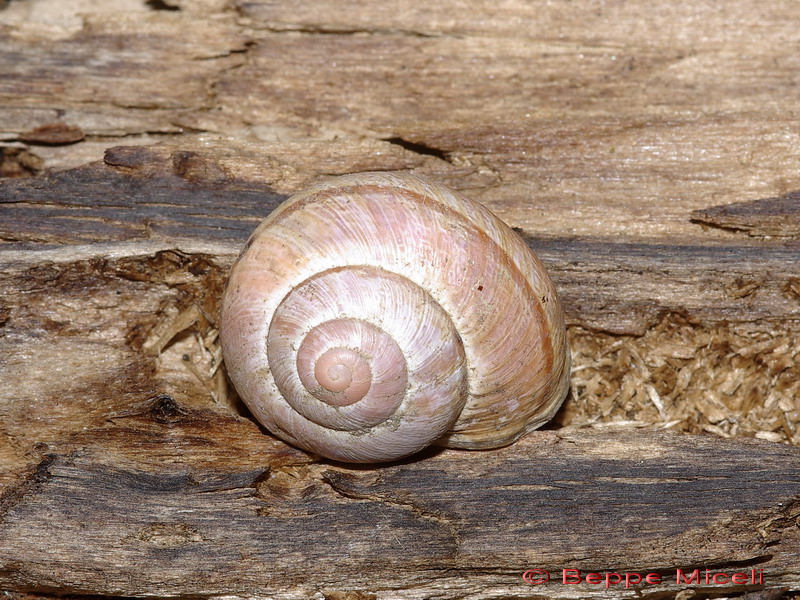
[146,394,189,424]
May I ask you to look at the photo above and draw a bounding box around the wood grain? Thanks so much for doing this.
[1,396,798,599]
[1,0,799,598]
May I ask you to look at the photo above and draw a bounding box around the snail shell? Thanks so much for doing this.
[220,172,570,463]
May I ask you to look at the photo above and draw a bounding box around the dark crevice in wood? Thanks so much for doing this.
[245,23,445,38]
[145,0,181,11]
[382,136,452,163]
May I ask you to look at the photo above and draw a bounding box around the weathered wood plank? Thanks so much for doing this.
[0,402,798,599]
[2,146,799,334]
[3,0,799,242]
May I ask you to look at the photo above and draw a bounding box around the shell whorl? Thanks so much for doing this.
[220,172,570,463]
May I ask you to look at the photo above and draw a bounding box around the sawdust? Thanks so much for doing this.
[560,315,799,445]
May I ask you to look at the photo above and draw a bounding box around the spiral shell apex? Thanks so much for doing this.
[220,172,571,463]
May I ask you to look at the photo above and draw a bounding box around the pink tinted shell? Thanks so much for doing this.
[220,172,570,463]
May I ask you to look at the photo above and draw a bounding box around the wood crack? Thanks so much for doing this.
[320,469,462,555]
[381,136,452,163]
[249,24,450,39]
[0,454,56,525]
